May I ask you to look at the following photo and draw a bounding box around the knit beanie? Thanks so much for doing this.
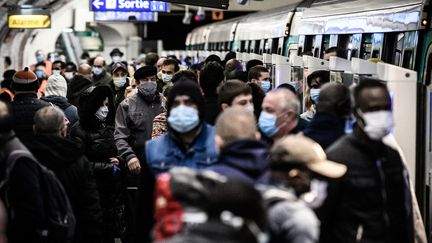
[45,74,68,97]
[12,67,39,91]
[167,80,206,121]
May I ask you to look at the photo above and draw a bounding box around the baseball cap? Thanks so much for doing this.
[111,62,127,74]
[269,134,347,178]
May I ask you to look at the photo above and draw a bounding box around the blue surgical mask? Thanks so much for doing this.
[36,70,44,79]
[310,88,320,103]
[93,67,103,76]
[168,105,200,133]
[162,73,173,83]
[36,54,44,63]
[258,111,279,137]
[261,81,271,92]
[112,55,122,63]
[113,77,127,88]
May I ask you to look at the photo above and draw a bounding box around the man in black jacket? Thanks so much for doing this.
[0,101,47,243]
[323,78,426,243]
[28,106,104,243]
[10,67,49,138]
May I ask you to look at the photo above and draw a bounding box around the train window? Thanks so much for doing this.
[272,38,278,54]
[338,35,350,53]
[240,41,246,52]
[253,40,260,54]
[304,35,314,54]
[259,40,264,54]
[322,35,331,58]
[395,33,405,66]
[297,47,303,56]
[314,48,320,58]
[361,34,373,59]
[402,49,413,69]
[372,50,380,58]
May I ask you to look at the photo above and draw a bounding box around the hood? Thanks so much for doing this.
[67,75,92,97]
[25,134,83,169]
[217,139,268,178]
[42,95,71,110]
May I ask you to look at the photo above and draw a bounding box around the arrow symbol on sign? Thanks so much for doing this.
[93,0,104,9]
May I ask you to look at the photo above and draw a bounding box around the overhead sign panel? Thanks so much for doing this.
[91,0,169,12]
[8,9,51,29]
[95,11,158,21]
[161,0,229,9]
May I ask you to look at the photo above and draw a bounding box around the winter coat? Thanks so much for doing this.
[209,139,268,184]
[93,70,112,87]
[67,75,93,107]
[24,134,103,243]
[0,131,47,243]
[114,92,163,162]
[323,127,427,243]
[303,112,345,149]
[42,95,79,127]
[145,123,218,175]
[111,81,128,108]
[10,93,49,138]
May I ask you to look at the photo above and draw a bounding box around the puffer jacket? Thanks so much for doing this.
[10,93,49,138]
[42,95,79,127]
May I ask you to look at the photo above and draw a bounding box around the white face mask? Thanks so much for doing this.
[162,73,173,83]
[359,110,394,140]
[64,72,74,80]
[95,105,109,121]
[113,77,127,88]
[52,70,61,76]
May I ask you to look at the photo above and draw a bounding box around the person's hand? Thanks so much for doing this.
[109,157,119,165]
[127,157,141,175]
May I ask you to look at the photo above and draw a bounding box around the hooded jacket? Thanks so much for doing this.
[67,75,93,107]
[25,134,103,243]
[209,139,268,184]
[42,95,79,127]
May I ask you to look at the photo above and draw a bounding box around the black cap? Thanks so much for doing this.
[110,48,124,57]
[134,66,157,80]
[111,62,127,74]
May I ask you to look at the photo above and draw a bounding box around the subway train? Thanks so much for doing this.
[163,0,432,239]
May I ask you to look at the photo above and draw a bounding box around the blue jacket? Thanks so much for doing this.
[303,112,345,150]
[145,123,218,175]
[209,139,268,184]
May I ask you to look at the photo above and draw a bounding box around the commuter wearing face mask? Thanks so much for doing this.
[110,62,130,108]
[145,80,217,175]
[259,89,305,146]
[30,49,52,77]
[34,63,48,98]
[107,48,124,74]
[64,62,77,83]
[158,59,179,92]
[92,56,112,87]
[322,78,427,243]
[248,66,269,119]
[70,85,126,243]
[52,60,66,77]
[218,80,254,113]
[301,70,330,122]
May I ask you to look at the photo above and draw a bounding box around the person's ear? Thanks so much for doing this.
[221,103,229,111]
[255,131,261,141]
[215,134,225,152]
[60,126,67,138]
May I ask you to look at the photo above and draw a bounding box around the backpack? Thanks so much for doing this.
[0,149,76,243]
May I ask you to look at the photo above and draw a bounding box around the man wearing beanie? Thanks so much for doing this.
[42,74,79,128]
[11,67,49,138]
[114,65,163,242]
[145,79,217,174]
[136,80,217,242]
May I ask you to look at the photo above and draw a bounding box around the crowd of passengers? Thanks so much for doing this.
[0,47,427,243]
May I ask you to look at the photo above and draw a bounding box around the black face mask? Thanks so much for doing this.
[138,82,157,102]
